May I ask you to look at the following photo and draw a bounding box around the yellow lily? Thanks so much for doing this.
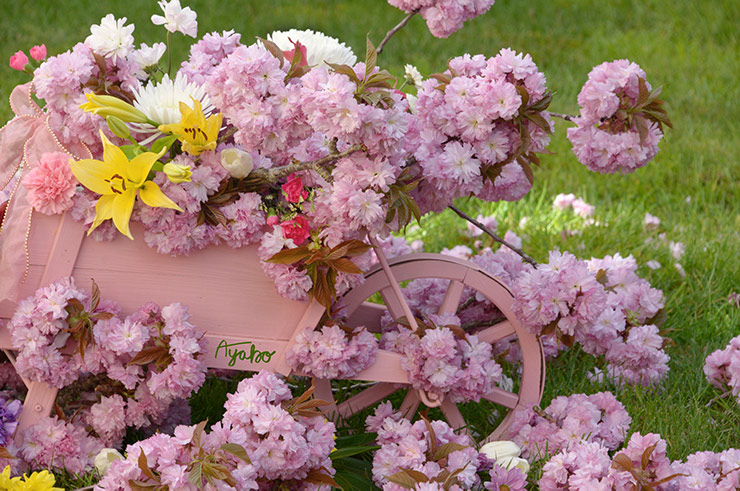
[80,93,149,123]
[70,131,183,240]
[158,98,222,156]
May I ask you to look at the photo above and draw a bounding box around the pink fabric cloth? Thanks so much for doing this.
[0,83,91,302]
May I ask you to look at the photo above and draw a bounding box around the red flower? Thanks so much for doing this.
[281,173,308,203]
[282,216,310,245]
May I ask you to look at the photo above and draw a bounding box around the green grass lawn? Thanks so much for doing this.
[2,0,740,486]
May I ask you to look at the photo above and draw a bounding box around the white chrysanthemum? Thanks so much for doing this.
[267,29,357,67]
[85,14,135,62]
[133,72,212,125]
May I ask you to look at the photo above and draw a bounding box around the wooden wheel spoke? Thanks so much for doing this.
[399,389,421,419]
[438,280,466,316]
[440,398,467,431]
[379,286,408,322]
[476,320,515,344]
[482,387,519,409]
[336,383,399,419]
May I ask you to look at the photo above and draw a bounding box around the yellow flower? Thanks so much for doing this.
[80,93,148,123]
[158,98,222,156]
[0,466,63,491]
[14,470,63,490]
[70,131,183,240]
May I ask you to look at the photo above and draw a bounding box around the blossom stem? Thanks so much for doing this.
[250,144,366,184]
[377,11,418,55]
[547,111,577,122]
[447,204,538,267]
[166,31,172,76]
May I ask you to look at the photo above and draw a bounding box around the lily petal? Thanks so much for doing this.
[88,194,116,235]
[139,181,183,212]
[100,130,129,173]
[70,159,115,195]
[111,189,137,240]
[128,147,166,185]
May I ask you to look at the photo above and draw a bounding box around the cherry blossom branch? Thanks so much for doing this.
[377,11,418,55]
[250,144,366,183]
[448,204,538,267]
[547,111,577,122]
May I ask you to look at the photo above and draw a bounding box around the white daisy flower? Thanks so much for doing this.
[151,0,198,38]
[266,29,357,67]
[130,42,166,79]
[404,64,423,86]
[133,72,212,126]
[85,14,135,62]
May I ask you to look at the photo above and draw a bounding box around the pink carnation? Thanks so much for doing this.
[22,152,77,214]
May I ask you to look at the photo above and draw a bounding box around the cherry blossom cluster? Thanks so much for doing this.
[367,402,484,489]
[584,254,669,386]
[381,320,503,403]
[670,448,740,490]
[8,277,119,388]
[99,371,338,488]
[6,278,207,467]
[505,391,632,460]
[541,431,740,490]
[567,60,664,174]
[136,152,266,256]
[511,250,608,339]
[17,416,103,475]
[285,323,378,378]
[96,422,259,490]
[387,0,496,38]
[412,49,551,213]
[704,334,740,408]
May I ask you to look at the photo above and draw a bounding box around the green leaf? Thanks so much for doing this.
[267,246,312,264]
[432,442,468,461]
[150,134,178,154]
[256,36,285,68]
[188,462,202,487]
[220,443,251,464]
[386,470,419,489]
[329,445,381,460]
[326,62,360,84]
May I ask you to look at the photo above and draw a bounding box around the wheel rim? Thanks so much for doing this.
[314,253,545,442]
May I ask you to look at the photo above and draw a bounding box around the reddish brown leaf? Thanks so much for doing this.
[267,246,311,264]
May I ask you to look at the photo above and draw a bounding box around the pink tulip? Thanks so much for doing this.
[29,44,47,61]
[9,50,28,71]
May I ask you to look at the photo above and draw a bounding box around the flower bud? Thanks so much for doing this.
[106,115,131,140]
[80,93,148,123]
[479,440,521,461]
[220,148,253,179]
[94,448,124,476]
[163,162,193,183]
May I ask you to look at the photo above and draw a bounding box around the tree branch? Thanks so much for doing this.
[250,144,366,184]
[377,11,417,55]
[448,204,538,267]
[547,111,577,122]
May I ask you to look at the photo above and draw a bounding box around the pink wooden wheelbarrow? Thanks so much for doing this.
[0,211,544,444]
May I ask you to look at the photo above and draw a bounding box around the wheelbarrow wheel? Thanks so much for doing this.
[312,253,545,443]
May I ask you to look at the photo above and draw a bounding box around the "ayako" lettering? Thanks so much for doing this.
[214,340,276,367]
